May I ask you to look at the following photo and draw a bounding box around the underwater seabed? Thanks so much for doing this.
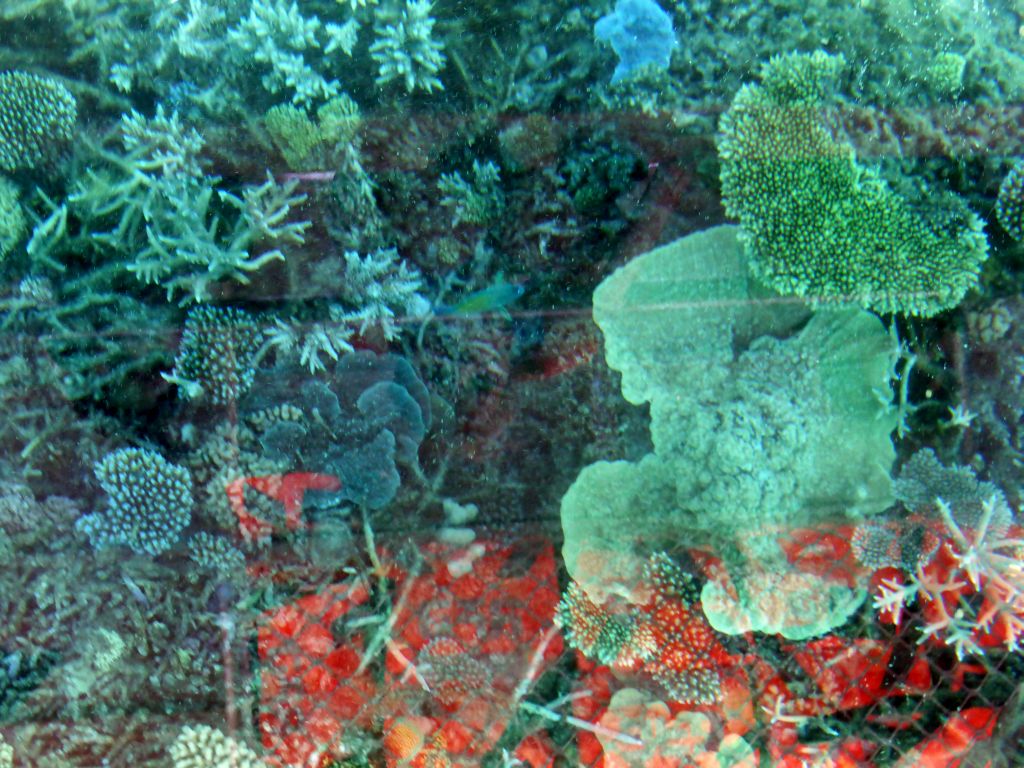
[5,494,1024,768]
[3,0,1024,765]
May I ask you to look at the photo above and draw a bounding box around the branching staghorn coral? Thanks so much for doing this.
[266,247,428,373]
[438,160,504,226]
[370,0,446,93]
[29,108,310,304]
[873,494,1024,658]
[227,0,345,106]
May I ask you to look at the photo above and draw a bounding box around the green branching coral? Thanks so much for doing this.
[76,448,193,556]
[166,305,263,404]
[0,71,76,172]
[370,0,446,93]
[718,50,988,317]
[28,107,310,304]
[227,0,342,106]
[438,160,504,226]
[265,247,428,372]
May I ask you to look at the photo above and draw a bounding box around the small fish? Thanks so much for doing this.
[279,170,337,184]
[435,278,525,319]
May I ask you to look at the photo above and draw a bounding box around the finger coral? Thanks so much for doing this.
[170,725,265,768]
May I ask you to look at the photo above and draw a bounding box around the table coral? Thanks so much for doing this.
[718,50,988,316]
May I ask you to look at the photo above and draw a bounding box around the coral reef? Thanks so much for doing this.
[170,725,264,768]
[1,0,1024,764]
[369,0,446,93]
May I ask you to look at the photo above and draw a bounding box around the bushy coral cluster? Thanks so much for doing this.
[168,305,264,405]
[369,0,446,93]
[77,448,193,555]
[873,494,1024,658]
[558,552,733,706]
[0,70,76,171]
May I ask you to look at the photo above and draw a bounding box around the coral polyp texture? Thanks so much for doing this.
[168,305,264,404]
[76,448,193,555]
[718,51,989,316]
[0,70,76,171]
[997,158,1024,241]
[170,725,264,768]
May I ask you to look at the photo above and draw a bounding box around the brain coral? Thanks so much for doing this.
[718,50,988,317]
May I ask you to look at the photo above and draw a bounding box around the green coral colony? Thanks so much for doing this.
[2,0,1024,766]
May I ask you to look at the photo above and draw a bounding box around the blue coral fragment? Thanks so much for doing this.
[594,0,676,84]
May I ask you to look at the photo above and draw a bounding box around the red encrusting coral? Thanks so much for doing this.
[256,535,562,767]
[226,472,341,538]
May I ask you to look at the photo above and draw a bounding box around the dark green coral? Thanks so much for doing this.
[0,71,76,171]
[718,51,988,317]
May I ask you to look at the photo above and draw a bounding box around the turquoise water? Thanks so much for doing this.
[1,0,1024,765]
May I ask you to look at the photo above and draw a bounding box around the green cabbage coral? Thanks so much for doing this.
[562,226,897,637]
[0,71,76,172]
[718,51,988,317]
